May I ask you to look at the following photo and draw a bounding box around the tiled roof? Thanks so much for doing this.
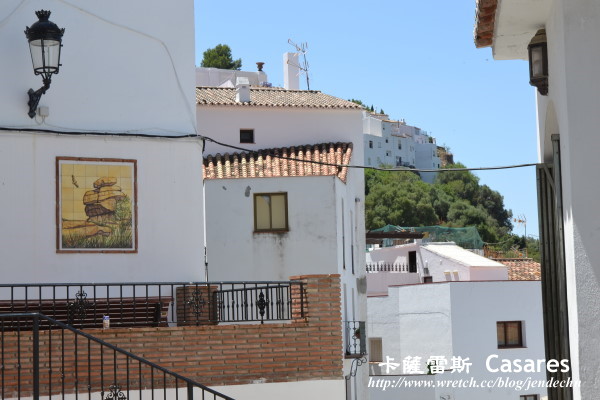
[495,258,541,281]
[474,0,498,48]
[196,87,363,109]
[203,142,353,183]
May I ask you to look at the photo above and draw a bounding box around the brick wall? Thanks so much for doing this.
[0,274,342,397]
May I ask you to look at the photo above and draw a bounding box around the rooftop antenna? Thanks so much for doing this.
[287,39,310,90]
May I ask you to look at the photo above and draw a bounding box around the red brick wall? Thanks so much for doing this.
[0,274,342,397]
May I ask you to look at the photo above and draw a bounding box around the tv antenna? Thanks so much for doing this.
[287,39,310,90]
[514,214,527,238]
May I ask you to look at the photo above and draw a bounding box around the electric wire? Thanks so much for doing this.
[0,125,539,173]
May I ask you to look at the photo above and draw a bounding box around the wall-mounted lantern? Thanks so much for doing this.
[24,10,65,118]
[527,29,548,96]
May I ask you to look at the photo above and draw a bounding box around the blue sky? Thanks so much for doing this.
[194,0,539,238]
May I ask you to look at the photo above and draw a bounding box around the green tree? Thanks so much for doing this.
[364,162,515,244]
[348,99,368,109]
[201,44,242,70]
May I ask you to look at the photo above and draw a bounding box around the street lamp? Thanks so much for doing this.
[24,10,65,118]
[527,29,548,96]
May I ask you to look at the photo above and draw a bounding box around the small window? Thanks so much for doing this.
[520,396,538,400]
[254,193,288,232]
[423,276,433,283]
[240,129,254,143]
[368,157,371,165]
[386,150,391,157]
[385,139,388,143]
[369,338,383,363]
[378,142,382,148]
[497,321,523,348]
[369,140,373,149]
[398,142,402,150]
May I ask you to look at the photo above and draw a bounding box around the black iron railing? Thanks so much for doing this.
[366,263,410,273]
[344,320,367,357]
[0,313,234,400]
[0,282,304,329]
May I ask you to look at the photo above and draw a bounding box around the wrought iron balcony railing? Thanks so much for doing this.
[0,281,305,330]
[0,313,234,400]
[344,320,367,357]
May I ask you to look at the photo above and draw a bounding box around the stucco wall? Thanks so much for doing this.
[0,133,205,284]
[368,281,547,399]
[198,107,363,156]
[205,176,340,281]
[0,0,196,134]
[531,2,600,398]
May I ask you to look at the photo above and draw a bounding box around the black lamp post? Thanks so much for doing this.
[527,29,548,96]
[24,10,65,118]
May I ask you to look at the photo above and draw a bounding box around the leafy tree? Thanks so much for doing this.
[349,99,368,109]
[201,44,242,70]
[364,162,516,245]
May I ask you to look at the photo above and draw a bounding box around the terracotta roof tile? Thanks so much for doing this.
[474,0,498,48]
[203,142,353,183]
[196,86,363,109]
[494,258,542,281]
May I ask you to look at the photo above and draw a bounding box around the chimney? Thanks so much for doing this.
[283,52,300,90]
[235,77,250,103]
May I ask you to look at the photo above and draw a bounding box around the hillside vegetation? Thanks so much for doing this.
[365,163,514,244]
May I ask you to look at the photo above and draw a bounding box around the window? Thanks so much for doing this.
[368,157,371,165]
[254,193,288,232]
[423,276,433,283]
[398,141,402,150]
[378,142,381,148]
[369,338,383,363]
[369,140,373,149]
[386,150,391,157]
[396,156,402,167]
[497,321,523,348]
[520,396,538,400]
[385,139,389,143]
[240,129,254,143]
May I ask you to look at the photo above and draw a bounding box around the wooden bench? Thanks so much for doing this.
[0,296,172,330]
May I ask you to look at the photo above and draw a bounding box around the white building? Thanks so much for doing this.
[366,241,508,295]
[0,4,364,400]
[366,239,547,399]
[368,281,548,400]
[363,113,441,183]
[474,0,600,398]
[197,63,369,400]
[0,1,201,284]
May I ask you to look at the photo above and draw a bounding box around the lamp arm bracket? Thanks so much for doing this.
[27,80,50,119]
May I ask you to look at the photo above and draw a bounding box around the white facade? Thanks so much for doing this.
[366,241,508,289]
[200,106,364,156]
[480,0,600,397]
[198,83,368,399]
[0,1,203,283]
[363,113,441,183]
[368,281,548,400]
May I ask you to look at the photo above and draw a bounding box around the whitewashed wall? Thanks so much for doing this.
[0,0,202,285]
[538,4,600,398]
[0,0,196,134]
[0,134,205,283]
[205,176,339,281]
[367,243,508,282]
[492,1,600,397]
[368,281,547,400]
[449,281,547,400]
[199,107,363,155]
